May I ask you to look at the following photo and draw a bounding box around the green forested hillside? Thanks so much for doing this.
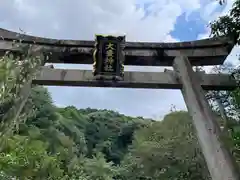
[0,85,239,180]
[1,1,240,178]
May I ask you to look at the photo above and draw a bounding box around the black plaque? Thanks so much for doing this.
[93,35,125,80]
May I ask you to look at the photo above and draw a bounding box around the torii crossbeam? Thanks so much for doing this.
[0,28,234,66]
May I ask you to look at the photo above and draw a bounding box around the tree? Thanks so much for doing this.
[119,112,210,180]
[210,0,240,120]
[0,42,44,136]
[0,135,63,179]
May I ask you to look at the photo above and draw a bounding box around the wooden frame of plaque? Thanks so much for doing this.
[93,35,125,80]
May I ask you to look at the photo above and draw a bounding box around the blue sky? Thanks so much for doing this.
[0,0,239,119]
[171,12,206,41]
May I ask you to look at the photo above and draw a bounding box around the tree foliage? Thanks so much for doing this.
[0,85,217,179]
[118,112,210,180]
[0,42,44,136]
[210,0,240,119]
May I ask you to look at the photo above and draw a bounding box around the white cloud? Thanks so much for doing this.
[189,0,235,23]
[200,1,221,22]
[0,0,203,41]
[219,0,236,16]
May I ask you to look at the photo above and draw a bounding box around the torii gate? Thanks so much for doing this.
[0,28,239,180]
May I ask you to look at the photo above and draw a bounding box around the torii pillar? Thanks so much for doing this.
[173,55,240,180]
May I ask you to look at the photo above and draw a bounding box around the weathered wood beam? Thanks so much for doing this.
[173,56,240,180]
[0,28,233,48]
[32,68,237,90]
[0,28,234,66]
[0,40,232,66]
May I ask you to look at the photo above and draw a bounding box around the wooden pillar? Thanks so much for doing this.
[172,56,240,180]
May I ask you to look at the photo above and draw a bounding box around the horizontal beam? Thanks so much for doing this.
[0,28,233,48]
[0,40,232,66]
[0,28,234,66]
[33,68,237,90]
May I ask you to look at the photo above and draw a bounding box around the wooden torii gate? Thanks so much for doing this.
[0,28,239,180]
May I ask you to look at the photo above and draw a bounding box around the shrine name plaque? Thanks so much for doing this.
[93,35,125,80]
